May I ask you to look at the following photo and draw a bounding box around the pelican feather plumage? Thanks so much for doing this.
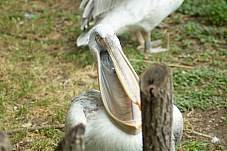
[64,24,183,151]
[77,0,184,53]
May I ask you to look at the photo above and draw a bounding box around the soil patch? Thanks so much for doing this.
[184,108,227,148]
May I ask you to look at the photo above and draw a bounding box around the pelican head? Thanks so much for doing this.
[88,24,141,134]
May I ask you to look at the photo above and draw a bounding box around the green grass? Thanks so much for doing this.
[178,139,226,151]
[173,67,227,111]
[0,0,226,150]
[178,0,227,26]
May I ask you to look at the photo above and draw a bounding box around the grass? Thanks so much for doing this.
[0,0,226,150]
[178,139,227,151]
[174,67,227,111]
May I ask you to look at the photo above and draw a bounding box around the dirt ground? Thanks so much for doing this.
[183,108,227,148]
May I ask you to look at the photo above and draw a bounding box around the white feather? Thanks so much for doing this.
[77,0,184,46]
[65,90,183,151]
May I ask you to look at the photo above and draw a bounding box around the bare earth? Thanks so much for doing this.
[183,108,227,149]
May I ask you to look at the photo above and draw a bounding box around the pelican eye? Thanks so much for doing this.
[95,34,107,48]
[95,34,102,43]
[95,34,101,42]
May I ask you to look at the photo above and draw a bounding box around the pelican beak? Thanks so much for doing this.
[93,34,141,134]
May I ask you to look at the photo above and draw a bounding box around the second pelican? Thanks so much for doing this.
[77,0,184,53]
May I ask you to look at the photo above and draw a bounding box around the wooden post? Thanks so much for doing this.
[55,123,85,151]
[0,131,12,151]
[140,63,173,151]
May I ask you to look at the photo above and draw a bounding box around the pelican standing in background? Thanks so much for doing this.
[77,0,184,53]
[64,24,183,150]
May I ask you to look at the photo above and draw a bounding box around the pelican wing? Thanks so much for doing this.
[80,0,121,30]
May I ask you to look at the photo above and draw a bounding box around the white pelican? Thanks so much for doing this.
[64,24,183,150]
[77,0,184,53]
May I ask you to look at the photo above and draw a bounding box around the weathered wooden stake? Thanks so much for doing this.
[0,131,12,151]
[140,63,173,151]
[55,123,85,151]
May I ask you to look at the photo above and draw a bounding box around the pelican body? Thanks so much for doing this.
[65,24,183,151]
[77,0,184,52]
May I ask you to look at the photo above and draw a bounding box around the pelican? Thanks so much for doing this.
[77,0,184,53]
[64,24,183,150]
